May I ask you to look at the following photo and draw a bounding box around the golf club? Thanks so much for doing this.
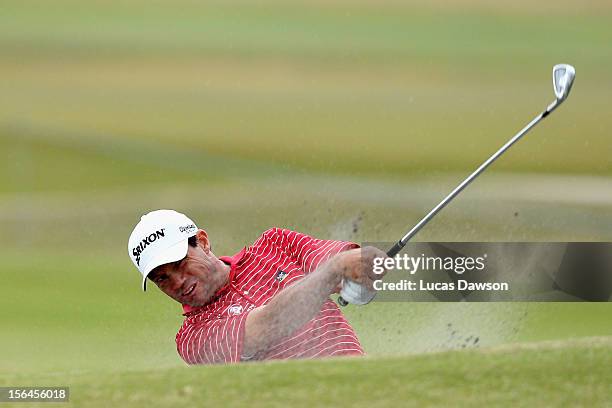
[338,63,576,306]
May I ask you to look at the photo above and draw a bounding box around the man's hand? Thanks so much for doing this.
[331,246,389,289]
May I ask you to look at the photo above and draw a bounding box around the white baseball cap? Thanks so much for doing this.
[128,209,198,291]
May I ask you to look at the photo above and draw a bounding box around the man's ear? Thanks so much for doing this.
[196,229,211,253]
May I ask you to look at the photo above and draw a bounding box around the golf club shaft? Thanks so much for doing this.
[338,101,559,307]
[386,99,560,258]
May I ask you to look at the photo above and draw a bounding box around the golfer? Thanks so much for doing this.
[128,209,387,365]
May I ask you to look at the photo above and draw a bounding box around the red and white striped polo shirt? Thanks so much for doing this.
[175,228,364,365]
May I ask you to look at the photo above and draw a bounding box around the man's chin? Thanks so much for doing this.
[183,300,203,307]
[183,295,211,308]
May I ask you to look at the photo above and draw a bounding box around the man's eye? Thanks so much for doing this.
[156,275,167,283]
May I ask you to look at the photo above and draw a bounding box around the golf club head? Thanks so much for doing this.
[552,64,576,102]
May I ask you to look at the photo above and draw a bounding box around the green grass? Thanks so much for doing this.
[1,0,611,188]
[2,337,610,407]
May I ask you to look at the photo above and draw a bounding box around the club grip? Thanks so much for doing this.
[386,241,405,257]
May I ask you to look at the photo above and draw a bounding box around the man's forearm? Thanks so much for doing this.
[243,257,342,357]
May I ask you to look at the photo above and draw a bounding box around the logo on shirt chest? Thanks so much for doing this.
[227,304,243,316]
[275,270,289,282]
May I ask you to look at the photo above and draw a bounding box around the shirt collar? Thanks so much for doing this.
[181,247,247,315]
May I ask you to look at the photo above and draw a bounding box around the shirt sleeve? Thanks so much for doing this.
[260,228,359,274]
[175,311,250,365]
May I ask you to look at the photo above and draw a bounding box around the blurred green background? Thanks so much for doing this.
[1,0,611,384]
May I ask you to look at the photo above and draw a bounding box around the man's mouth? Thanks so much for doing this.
[182,283,197,297]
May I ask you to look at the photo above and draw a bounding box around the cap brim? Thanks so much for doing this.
[141,239,189,291]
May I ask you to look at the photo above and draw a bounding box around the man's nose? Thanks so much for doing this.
[169,274,186,292]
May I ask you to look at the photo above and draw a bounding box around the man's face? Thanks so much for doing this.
[147,241,228,307]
